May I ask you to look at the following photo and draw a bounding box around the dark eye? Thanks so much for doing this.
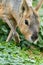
[25,20,28,25]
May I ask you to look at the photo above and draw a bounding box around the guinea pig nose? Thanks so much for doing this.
[31,32,38,41]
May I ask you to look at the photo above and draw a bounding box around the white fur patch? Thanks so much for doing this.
[26,0,32,7]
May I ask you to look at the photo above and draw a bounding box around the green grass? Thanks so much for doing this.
[0,41,43,65]
[0,0,43,65]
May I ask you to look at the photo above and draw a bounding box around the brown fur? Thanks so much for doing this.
[19,7,40,41]
[0,0,43,43]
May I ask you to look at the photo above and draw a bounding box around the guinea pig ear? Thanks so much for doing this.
[25,0,32,11]
[26,0,32,7]
[35,0,43,11]
[21,0,29,12]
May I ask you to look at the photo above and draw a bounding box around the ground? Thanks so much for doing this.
[0,41,43,65]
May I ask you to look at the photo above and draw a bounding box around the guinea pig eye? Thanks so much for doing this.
[25,20,29,25]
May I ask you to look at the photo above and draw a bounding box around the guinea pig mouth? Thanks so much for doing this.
[33,38,39,44]
[28,36,38,44]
